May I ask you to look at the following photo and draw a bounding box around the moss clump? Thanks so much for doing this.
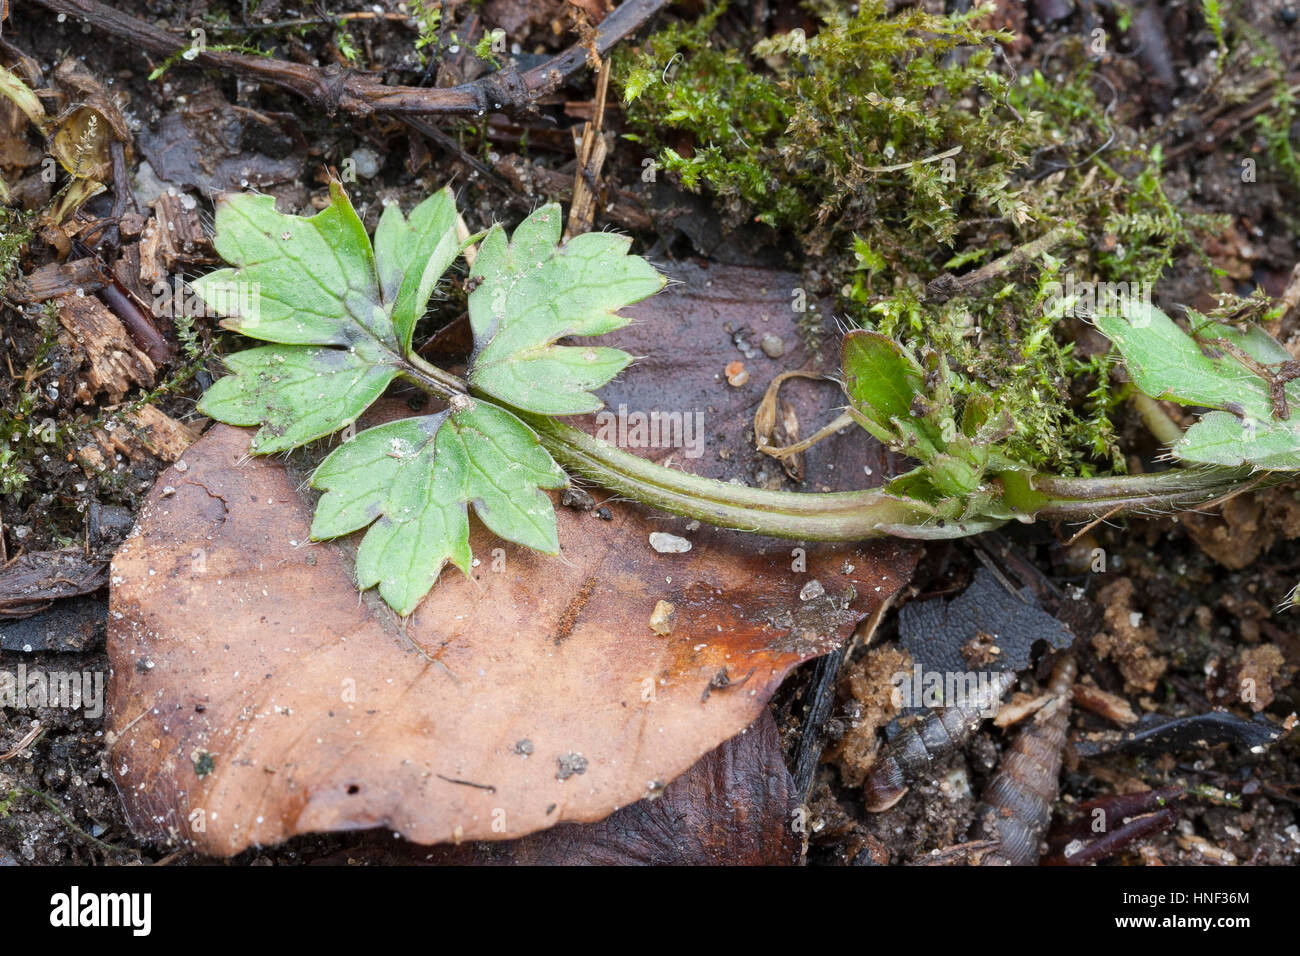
[621,0,1033,252]
[618,2,1265,476]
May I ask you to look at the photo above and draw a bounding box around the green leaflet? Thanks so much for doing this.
[1095,303,1300,470]
[199,343,399,454]
[373,188,460,353]
[841,329,938,455]
[310,402,566,615]
[840,329,1026,521]
[193,181,387,347]
[197,183,664,614]
[194,182,460,448]
[467,204,667,415]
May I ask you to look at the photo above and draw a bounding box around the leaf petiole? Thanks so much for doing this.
[523,414,1276,540]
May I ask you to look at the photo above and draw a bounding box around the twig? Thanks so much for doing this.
[1061,503,1124,548]
[0,721,43,761]
[859,144,961,175]
[924,224,1081,303]
[401,116,520,199]
[185,11,425,34]
[1164,81,1300,164]
[20,786,131,855]
[790,593,893,801]
[565,57,612,238]
[32,0,667,118]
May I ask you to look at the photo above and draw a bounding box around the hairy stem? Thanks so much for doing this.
[402,352,469,400]
[525,416,1277,540]
[395,366,1279,540]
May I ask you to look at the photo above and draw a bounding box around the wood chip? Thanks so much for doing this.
[56,293,155,403]
[649,599,675,635]
[78,404,201,472]
[994,691,1051,728]
[7,257,105,303]
[1072,682,1139,726]
[139,191,213,285]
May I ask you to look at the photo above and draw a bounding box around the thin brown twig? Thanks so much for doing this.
[30,0,667,118]
[1061,502,1125,548]
[1164,81,1300,164]
[0,721,43,761]
[181,10,426,34]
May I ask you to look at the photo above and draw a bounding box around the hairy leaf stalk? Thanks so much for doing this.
[399,345,1277,539]
[530,416,1278,539]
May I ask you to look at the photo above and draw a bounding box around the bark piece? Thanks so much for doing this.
[56,293,155,403]
[0,550,107,619]
[8,258,104,303]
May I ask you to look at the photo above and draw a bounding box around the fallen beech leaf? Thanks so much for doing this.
[318,709,800,865]
[572,260,900,489]
[0,595,104,652]
[1073,710,1291,758]
[138,88,305,195]
[108,413,916,855]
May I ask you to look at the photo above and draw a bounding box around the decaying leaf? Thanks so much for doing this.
[569,260,894,488]
[324,710,801,865]
[1074,710,1291,758]
[1,550,107,619]
[0,63,46,128]
[108,410,916,855]
[898,567,1074,677]
[137,88,305,195]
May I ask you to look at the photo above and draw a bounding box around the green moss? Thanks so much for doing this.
[621,1,1030,249]
[0,303,61,496]
[411,0,444,64]
[617,3,1245,476]
[0,205,32,287]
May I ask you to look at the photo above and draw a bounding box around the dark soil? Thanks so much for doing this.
[2,0,1298,865]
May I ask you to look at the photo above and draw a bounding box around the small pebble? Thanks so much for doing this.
[725,361,749,387]
[649,532,692,554]
[348,146,382,179]
[799,579,825,601]
[760,333,786,358]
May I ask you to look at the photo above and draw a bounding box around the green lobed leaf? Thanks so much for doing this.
[841,329,942,458]
[197,343,399,454]
[195,183,465,458]
[193,182,388,347]
[1093,303,1291,414]
[842,330,924,430]
[1095,303,1300,469]
[373,186,460,353]
[1176,411,1300,470]
[199,184,666,614]
[310,400,566,615]
[466,204,666,415]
